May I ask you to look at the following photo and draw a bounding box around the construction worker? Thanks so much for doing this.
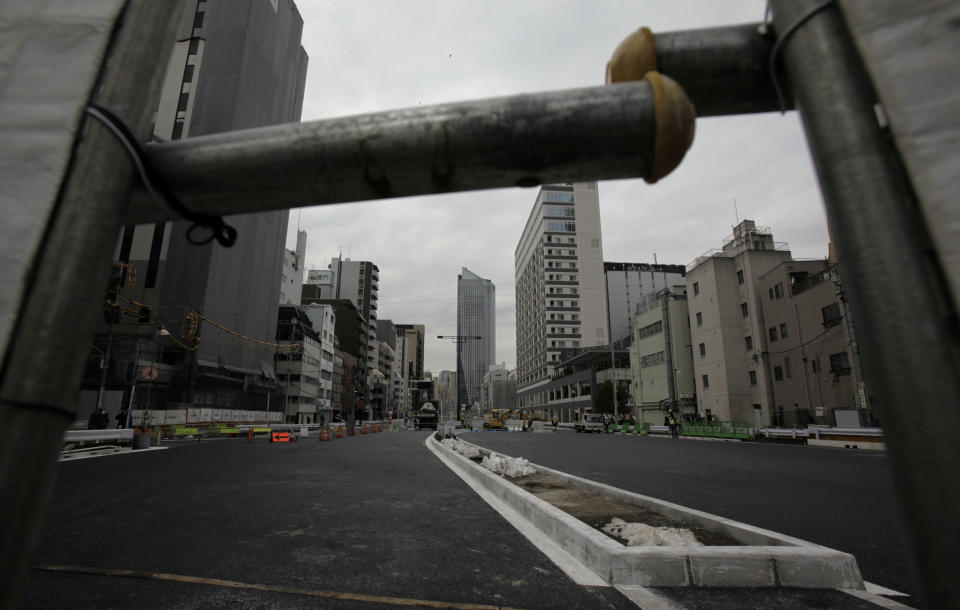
[667,411,679,438]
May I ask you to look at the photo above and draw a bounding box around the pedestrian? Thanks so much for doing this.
[115,407,128,429]
[667,411,679,438]
[95,406,109,430]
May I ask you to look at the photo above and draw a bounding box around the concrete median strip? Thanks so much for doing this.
[428,436,864,590]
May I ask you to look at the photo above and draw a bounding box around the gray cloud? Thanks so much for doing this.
[289,1,827,373]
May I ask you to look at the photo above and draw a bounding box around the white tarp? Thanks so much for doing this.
[481,453,536,478]
[602,517,702,547]
[441,438,482,459]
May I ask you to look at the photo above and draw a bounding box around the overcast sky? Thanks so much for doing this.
[287,1,828,374]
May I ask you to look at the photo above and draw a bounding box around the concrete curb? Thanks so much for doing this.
[431,437,864,589]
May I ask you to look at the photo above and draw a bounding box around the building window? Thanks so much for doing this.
[785,357,792,378]
[702,374,709,388]
[749,370,757,385]
[769,287,774,300]
[737,270,744,285]
[774,366,783,381]
[696,312,702,327]
[822,303,842,328]
[693,281,699,296]
[780,323,788,338]
[640,351,665,368]
[775,283,784,298]
[699,343,706,357]
[745,335,753,351]
[829,352,851,376]
[637,320,663,340]
[769,327,778,341]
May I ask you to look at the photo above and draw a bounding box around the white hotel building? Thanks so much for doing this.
[514,182,609,411]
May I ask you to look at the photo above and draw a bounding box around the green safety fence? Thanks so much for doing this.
[675,421,751,440]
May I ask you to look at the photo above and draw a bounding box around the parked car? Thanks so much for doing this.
[575,412,605,433]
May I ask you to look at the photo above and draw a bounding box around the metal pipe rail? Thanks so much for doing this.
[123,79,694,223]
[607,23,790,116]
[770,2,960,604]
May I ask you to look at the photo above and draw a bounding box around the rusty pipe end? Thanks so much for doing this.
[644,71,696,183]
[606,29,695,182]
[605,27,658,84]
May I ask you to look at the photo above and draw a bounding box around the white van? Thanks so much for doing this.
[575,412,605,433]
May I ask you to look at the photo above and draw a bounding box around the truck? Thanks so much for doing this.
[575,412,605,433]
[413,403,438,430]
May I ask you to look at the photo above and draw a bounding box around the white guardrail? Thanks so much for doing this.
[760,426,884,439]
[63,429,135,443]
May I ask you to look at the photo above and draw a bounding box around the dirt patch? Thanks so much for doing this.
[511,472,741,547]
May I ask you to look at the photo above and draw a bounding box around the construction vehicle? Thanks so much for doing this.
[484,409,513,430]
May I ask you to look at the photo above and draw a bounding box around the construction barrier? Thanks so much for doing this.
[335,427,345,439]
[360,424,368,435]
[270,431,292,443]
[676,421,750,440]
[318,427,331,441]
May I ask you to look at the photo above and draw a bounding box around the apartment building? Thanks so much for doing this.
[686,220,795,426]
[756,260,865,427]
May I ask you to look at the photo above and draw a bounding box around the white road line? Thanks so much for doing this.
[842,588,915,609]
[614,585,683,609]
[58,447,168,461]
[425,436,606,587]
[864,581,909,597]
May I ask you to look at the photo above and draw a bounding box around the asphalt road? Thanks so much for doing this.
[24,431,637,609]
[462,430,925,606]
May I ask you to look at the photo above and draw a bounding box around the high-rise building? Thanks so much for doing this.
[514,182,608,412]
[437,370,457,416]
[88,0,308,416]
[376,319,403,417]
[395,324,425,413]
[275,305,322,423]
[303,258,379,384]
[279,230,307,305]
[604,262,687,345]
[481,364,516,413]
[302,303,336,418]
[457,267,495,415]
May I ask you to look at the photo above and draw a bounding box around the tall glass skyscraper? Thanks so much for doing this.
[457,268,495,415]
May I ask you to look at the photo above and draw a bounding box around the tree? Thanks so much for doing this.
[592,380,629,414]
